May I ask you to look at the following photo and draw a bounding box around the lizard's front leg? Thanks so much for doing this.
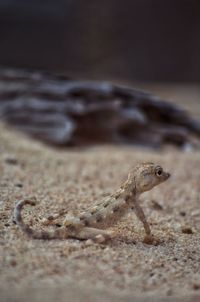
[132,199,151,236]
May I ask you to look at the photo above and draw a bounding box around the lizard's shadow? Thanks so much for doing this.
[105,234,175,247]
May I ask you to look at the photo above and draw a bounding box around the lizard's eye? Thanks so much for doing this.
[155,167,163,177]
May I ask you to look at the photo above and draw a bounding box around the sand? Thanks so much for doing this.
[0,124,200,302]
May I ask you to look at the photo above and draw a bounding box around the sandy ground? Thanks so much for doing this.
[0,123,200,302]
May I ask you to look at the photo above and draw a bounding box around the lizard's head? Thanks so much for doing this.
[130,162,170,193]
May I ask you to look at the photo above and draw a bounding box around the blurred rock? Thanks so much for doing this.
[0,68,199,149]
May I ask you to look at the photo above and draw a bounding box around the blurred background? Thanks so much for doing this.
[0,0,200,82]
[0,0,199,148]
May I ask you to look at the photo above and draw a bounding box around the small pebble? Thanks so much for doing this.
[193,283,200,290]
[15,183,23,188]
[181,226,193,234]
[179,211,186,216]
[5,156,18,165]
[10,259,17,267]
[55,223,62,228]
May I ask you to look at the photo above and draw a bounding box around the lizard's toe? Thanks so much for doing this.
[85,239,94,246]
[94,234,107,243]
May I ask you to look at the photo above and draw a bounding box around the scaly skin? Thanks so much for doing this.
[14,162,170,243]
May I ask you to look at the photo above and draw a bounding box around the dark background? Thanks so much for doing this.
[0,0,200,82]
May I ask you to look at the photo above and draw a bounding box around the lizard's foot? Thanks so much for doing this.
[85,235,106,245]
[77,227,114,244]
[143,234,154,245]
[85,233,112,246]
[93,231,114,243]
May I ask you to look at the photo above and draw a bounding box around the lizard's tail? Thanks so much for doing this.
[14,199,67,239]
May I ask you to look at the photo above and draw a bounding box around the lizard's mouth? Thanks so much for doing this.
[164,172,170,180]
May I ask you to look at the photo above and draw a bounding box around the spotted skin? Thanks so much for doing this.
[14,163,170,243]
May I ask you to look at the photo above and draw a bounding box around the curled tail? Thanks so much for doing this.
[14,199,68,239]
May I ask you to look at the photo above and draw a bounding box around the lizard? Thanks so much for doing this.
[14,162,170,243]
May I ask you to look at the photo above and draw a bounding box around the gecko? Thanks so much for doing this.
[14,162,170,243]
